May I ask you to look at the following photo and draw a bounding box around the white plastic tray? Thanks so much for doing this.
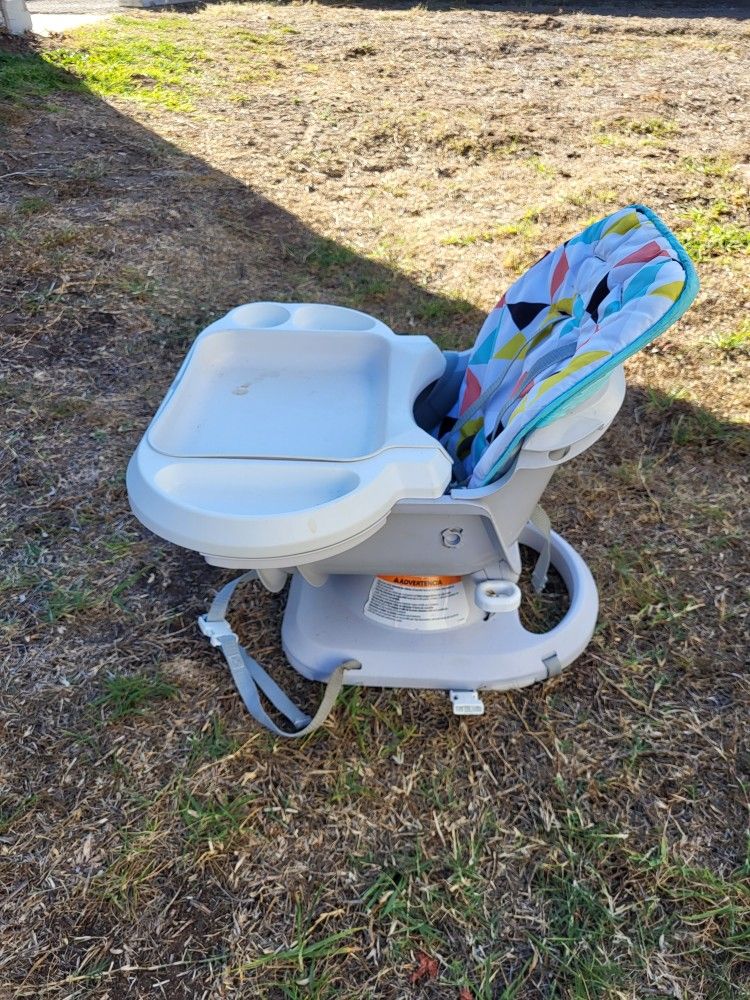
[128,303,452,565]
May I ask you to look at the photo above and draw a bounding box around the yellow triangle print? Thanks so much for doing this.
[649,280,684,302]
[605,211,640,237]
[531,350,611,403]
[493,332,527,361]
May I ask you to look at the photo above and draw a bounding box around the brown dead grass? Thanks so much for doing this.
[1,3,749,998]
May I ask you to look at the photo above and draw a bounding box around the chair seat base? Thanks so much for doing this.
[282,527,598,693]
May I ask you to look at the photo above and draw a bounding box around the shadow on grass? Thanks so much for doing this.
[225,0,749,21]
[0,36,484,347]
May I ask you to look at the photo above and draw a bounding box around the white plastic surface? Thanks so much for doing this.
[474,579,522,614]
[450,691,485,715]
[514,366,627,470]
[127,303,452,563]
[283,524,599,691]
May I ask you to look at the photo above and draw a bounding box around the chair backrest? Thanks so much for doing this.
[438,204,699,488]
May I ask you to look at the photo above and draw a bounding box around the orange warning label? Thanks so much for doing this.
[376,575,461,588]
[364,575,469,631]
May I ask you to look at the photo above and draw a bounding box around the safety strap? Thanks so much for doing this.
[529,504,551,593]
[198,571,360,738]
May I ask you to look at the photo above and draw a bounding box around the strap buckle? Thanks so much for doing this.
[198,615,236,647]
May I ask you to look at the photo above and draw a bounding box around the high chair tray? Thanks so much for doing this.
[127,303,452,564]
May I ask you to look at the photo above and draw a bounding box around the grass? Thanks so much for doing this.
[680,154,736,178]
[1,14,294,113]
[17,196,51,216]
[306,238,361,271]
[441,210,539,248]
[94,672,179,720]
[1,4,748,998]
[671,408,750,454]
[179,790,254,846]
[41,580,96,620]
[0,794,39,835]
[711,318,750,355]
[187,716,238,765]
[0,49,83,103]
[596,116,680,141]
[678,202,750,262]
[45,20,207,112]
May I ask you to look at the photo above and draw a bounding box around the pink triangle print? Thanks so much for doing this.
[550,251,569,298]
[615,240,669,267]
[460,367,482,414]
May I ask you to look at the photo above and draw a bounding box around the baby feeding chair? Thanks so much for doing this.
[127,204,698,736]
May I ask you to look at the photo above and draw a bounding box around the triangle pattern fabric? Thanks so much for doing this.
[438,204,699,487]
[506,300,549,330]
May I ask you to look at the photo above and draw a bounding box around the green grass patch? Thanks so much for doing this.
[112,264,158,299]
[677,202,750,262]
[680,154,736,178]
[361,846,445,946]
[94,672,178,720]
[188,716,238,765]
[354,829,540,995]
[179,790,253,846]
[17,196,52,216]
[306,238,361,271]
[711,318,750,355]
[644,384,689,412]
[671,408,750,455]
[531,779,750,998]
[0,50,82,103]
[92,819,164,910]
[526,155,556,177]
[609,545,700,631]
[238,894,362,987]
[565,187,619,210]
[411,294,474,322]
[598,115,679,139]
[43,580,96,621]
[100,530,141,561]
[45,17,209,111]
[441,210,538,248]
[0,794,38,835]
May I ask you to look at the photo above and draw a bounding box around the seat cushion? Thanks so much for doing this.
[439,204,699,487]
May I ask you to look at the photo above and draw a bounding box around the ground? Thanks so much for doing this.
[1,2,749,998]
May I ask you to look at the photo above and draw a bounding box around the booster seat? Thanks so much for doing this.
[127,205,698,737]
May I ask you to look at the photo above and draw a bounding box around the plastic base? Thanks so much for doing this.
[281,526,598,692]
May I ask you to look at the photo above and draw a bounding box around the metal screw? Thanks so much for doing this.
[441,528,463,548]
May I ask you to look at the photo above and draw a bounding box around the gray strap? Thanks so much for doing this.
[198,571,359,738]
[497,342,577,427]
[529,504,552,593]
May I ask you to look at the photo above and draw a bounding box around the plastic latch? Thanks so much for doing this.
[449,690,485,716]
[197,615,237,648]
[543,652,563,678]
[474,579,522,615]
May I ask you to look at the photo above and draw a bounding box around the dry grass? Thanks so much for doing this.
[1,2,749,997]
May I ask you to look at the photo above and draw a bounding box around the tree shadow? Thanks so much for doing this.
[0,37,484,355]
[234,0,748,21]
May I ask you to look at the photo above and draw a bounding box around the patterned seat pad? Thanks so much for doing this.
[439,204,698,487]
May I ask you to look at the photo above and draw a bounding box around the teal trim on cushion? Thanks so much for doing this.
[477,203,699,487]
[534,372,610,428]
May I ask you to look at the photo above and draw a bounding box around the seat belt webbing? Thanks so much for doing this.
[529,504,552,594]
[198,571,359,739]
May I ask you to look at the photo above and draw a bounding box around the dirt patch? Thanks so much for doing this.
[1,3,749,997]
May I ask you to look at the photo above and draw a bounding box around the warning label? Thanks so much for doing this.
[364,575,469,631]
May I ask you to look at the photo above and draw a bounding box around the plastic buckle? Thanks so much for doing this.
[198,615,236,648]
[449,690,485,716]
